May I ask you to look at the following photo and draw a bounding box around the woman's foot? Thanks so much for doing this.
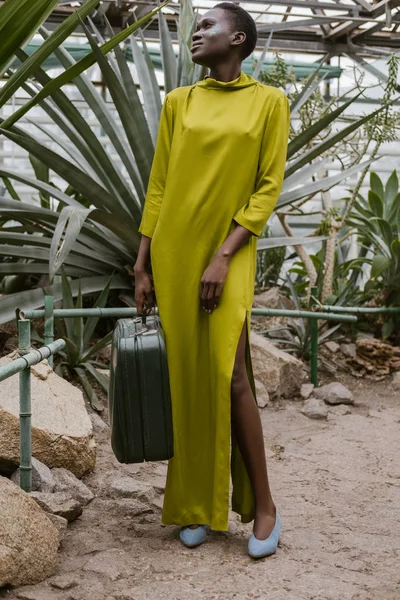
[179,524,208,547]
[253,505,277,540]
[248,510,281,559]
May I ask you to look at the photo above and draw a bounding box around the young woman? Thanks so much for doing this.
[134,2,290,558]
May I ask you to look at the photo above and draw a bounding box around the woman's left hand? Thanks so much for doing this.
[199,254,231,313]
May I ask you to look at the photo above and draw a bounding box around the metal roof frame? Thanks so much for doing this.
[7,0,400,58]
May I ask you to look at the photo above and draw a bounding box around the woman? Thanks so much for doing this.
[133,2,290,558]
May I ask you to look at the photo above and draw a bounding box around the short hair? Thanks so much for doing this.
[213,2,257,60]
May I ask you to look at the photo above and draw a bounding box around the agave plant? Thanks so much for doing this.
[0,0,394,324]
[31,271,114,411]
[346,170,400,338]
[0,0,60,77]
[0,0,171,322]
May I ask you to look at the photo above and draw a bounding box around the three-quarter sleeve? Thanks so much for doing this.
[138,95,174,238]
[232,93,290,237]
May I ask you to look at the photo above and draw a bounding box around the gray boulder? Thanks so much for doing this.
[314,382,354,405]
[30,491,83,522]
[52,467,94,506]
[300,383,314,400]
[11,457,55,492]
[0,476,59,587]
[0,353,96,477]
[109,477,156,504]
[250,332,306,400]
[254,379,270,408]
[329,404,352,416]
[301,398,328,420]
[340,343,357,359]
[45,513,68,539]
[325,341,340,353]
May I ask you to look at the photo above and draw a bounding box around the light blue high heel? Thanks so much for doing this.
[248,512,281,558]
[179,525,208,548]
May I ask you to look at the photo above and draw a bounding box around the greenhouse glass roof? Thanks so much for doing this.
[36,0,400,58]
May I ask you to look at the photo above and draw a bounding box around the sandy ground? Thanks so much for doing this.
[1,373,400,600]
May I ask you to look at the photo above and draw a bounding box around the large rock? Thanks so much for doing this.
[109,477,156,504]
[45,513,69,539]
[250,332,306,400]
[301,398,328,420]
[300,383,314,400]
[325,341,340,354]
[30,491,83,522]
[0,353,96,477]
[251,288,296,337]
[52,467,94,506]
[340,343,356,359]
[329,404,352,416]
[253,287,295,311]
[314,382,354,405]
[0,476,59,587]
[11,457,55,492]
[254,379,270,408]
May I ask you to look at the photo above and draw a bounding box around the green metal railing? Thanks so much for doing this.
[20,294,357,389]
[318,305,400,315]
[4,293,398,496]
[0,319,66,493]
[1,295,360,494]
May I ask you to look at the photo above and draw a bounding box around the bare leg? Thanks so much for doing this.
[231,320,277,539]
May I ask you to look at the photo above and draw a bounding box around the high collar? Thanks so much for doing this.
[195,71,257,90]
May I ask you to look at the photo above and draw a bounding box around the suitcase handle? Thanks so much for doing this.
[139,306,156,327]
[132,307,157,336]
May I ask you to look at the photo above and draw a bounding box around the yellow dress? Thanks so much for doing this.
[138,71,290,531]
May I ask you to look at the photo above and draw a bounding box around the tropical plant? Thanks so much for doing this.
[261,52,400,302]
[288,250,365,307]
[0,0,171,322]
[0,2,395,324]
[346,170,400,338]
[31,272,114,411]
[262,275,344,363]
[0,0,60,77]
[255,223,286,292]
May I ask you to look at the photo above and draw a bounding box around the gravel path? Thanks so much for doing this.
[1,376,400,600]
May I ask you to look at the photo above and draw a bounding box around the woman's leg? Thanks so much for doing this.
[231,320,277,539]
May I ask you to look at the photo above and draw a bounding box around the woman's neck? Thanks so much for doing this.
[207,63,242,82]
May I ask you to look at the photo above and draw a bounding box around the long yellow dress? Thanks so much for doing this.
[138,71,290,531]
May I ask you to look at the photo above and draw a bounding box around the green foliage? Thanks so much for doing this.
[347,170,400,338]
[0,0,201,324]
[288,247,364,307]
[363,55,400,145]
[53,271,114,412]
[0,11,394,326]
[263,275,343,361]
[255,223,286,292]
[255,53,296,90]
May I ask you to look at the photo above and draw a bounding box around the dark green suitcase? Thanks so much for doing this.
[108,314,174,463]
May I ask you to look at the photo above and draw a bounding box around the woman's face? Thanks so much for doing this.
[191,8,243,66]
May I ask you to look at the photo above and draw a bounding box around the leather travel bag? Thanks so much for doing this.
[108,313,174,463]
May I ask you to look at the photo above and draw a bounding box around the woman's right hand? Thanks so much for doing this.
[134,268,156,316]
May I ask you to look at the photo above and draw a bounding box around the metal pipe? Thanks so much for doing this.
[18,320,32,493]
[0,339,66,381]
[318,305,400,314]
[44,296,54,368]
[21,308,140,319]
[21,307,357,323]
[310,287,319,387]
[251,308,356,322]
